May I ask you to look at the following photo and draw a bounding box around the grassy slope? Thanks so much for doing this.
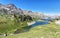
[2,22,60,38]
[0,16,27,34]
[0,16,16,33]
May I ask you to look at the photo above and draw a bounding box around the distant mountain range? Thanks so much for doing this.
[0,3,60,19]
[0,3,47,19]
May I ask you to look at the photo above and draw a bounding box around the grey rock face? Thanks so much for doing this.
[0,3,48,19]
[0,3,23,14]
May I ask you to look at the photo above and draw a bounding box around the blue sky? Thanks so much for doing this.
[0,0,60,15]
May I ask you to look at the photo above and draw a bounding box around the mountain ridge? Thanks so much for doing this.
[0,3,49,19]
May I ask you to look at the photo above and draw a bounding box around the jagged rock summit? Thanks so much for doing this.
[0,3,23,14]
[0,3,47,19]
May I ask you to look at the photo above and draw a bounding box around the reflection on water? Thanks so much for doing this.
[31,21,48,27]
[24,21,48,32]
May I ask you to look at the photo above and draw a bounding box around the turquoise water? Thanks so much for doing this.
[31,21,48,27]
[24,21,48,31]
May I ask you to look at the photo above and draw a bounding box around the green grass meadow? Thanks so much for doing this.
[2,22,60,38]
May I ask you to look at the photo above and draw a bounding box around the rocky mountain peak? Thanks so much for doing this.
[0,3,23,14]
[7,3,15,6]
[0,3,47,19]
[6,3,17,9]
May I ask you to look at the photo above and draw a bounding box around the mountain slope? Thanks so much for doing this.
[0,3,47,19]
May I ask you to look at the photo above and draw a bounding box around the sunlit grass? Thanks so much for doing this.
[2,22,60,38]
